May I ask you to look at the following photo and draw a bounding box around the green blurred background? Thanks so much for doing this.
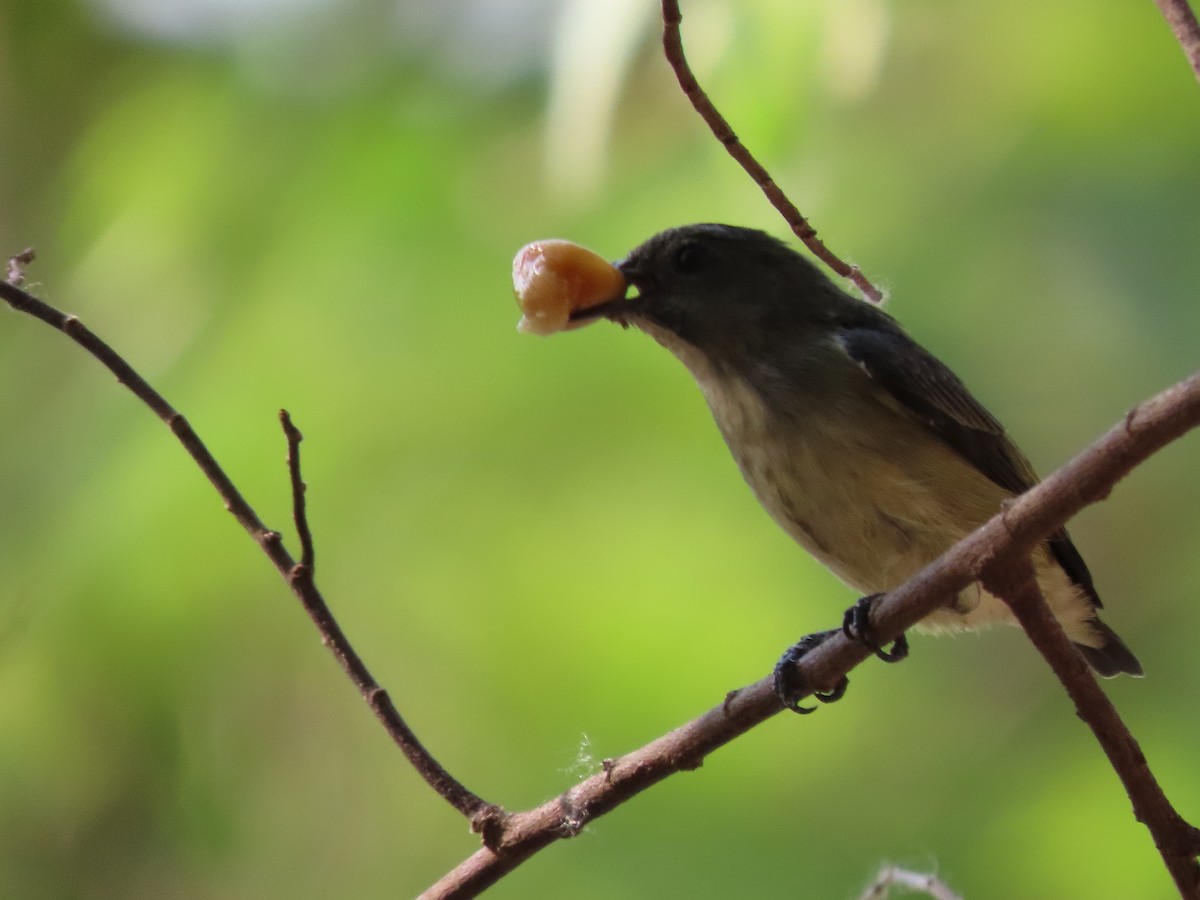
[2,0,1199,897]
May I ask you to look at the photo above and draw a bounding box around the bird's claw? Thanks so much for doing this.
[773,630,850,715]
[842,594,909,663]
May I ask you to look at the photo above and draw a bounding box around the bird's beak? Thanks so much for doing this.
[567,257,644,328]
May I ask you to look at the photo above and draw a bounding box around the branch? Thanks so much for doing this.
[659,0,883,303]
[2,6,1195,896]
[983,560,1200,898]
[4,250,1195,897]
[0,259,507,844]
[1155,0,1200,83]
[7,250,1199,896]
[281,411,316,571]
[421,369,1200,898]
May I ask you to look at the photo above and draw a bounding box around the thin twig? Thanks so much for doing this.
[659,0,883,303]
[280,410,316,571]
[0,272,506,841]
[1154,0,1200,83]
[421,369,1200,898]
[982,560,1200,898]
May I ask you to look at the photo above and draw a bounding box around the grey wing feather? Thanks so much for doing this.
[838,326,1101,607]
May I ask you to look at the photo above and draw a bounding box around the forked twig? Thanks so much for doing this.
[0,258,506,843]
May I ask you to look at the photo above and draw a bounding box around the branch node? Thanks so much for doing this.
[1124,405,1141,436]
[675,752,705,772]
[557,792,588,837]
[722,688,740,715]
[996,496,1019,537]
[469,804,510,851]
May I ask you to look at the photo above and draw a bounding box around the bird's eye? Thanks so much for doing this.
[671,241,707,274]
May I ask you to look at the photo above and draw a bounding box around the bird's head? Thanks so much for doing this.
[574,224,856,374]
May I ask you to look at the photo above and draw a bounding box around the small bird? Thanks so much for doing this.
[575,223,1142,699]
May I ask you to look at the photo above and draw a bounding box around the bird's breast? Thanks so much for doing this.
[695,367,1007,596]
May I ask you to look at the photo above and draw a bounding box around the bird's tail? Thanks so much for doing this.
[1076,620,1143,677]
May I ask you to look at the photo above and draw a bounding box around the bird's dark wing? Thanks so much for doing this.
[837,326,1100,606]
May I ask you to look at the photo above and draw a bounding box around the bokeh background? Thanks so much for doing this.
[2,0,1199,897]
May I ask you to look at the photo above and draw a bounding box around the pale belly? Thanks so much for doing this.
[702,371,1102,645]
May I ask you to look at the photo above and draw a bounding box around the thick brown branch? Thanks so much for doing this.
[423,370,1200,897]
[983,560,1200,898]
[1155,0,1200,83]
[659,0,883,303]
[0,268,500,832]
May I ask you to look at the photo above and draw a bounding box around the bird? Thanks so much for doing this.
[573,223,1142,705]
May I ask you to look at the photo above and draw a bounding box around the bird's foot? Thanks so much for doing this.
[773,630,850,715]
[842,594,909,663]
